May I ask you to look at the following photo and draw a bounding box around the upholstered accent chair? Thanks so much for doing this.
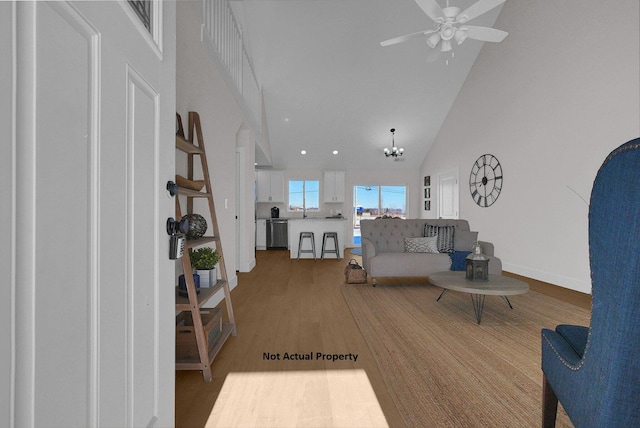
[541,138,640,427]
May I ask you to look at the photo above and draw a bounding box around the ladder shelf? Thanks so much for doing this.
[174,111,236,382]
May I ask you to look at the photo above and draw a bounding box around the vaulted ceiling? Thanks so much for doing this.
[231,0,505,170]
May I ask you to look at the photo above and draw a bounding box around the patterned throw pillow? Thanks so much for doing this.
[424,225,455,253]
[404,236,439,253]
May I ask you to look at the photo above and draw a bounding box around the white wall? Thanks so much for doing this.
[176,0,259,299]
[420,0,640,293]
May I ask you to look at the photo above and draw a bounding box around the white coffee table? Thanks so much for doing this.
[428,271,529,324]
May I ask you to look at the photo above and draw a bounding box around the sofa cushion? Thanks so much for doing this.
[404,236,439,253]
[368,252,452,278]
[424,225,455,253]
[454,230,478,251]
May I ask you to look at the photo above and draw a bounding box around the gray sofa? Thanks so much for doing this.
[360,218,502,284]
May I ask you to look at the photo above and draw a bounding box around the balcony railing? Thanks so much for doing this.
[201,0,261,130]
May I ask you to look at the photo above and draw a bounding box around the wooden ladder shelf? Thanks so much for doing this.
[174,111,236,382]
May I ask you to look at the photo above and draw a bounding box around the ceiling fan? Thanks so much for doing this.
[380,0,508,55]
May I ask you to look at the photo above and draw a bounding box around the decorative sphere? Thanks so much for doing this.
[183,214,207,239]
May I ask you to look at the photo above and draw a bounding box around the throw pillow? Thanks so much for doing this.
[424,225,455,253]
[449,251,472,271]
[404,236,439,253]
[454,230,478,251]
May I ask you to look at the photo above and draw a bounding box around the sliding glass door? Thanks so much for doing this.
[353,185,406,245]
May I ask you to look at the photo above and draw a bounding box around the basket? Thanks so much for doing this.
[176,308,222,362]
[344,258,367,284]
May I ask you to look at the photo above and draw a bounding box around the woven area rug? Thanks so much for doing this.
[342,282,589,427]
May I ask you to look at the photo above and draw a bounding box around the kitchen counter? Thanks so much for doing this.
[288,218,348,259]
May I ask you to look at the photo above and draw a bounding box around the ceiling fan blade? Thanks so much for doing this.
[380,30,434,47]
[414,0,445,22]
[462,25,508,42]
[457,0,506,23]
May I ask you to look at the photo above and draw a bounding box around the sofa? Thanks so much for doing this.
[360,218,502,284]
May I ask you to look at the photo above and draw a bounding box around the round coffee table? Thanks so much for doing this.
[428,271,529,324]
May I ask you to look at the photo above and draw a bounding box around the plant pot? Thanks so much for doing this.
[195,266,217,288]
[178,273,200,297]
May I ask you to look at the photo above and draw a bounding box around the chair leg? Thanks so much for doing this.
[542,374,558,428]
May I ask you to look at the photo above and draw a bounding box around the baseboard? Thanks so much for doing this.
[501,262,591,293]
[237,257,256,273]
[502,271,591,311]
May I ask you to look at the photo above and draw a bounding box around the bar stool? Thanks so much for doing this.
[297,232,316,260]
[321,232,340,260]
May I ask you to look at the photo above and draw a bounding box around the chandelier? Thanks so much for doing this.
[383,128,404,158]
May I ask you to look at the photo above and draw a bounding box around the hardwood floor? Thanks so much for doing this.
[175,249,405,427]
[175,249,590,427]
[502,271,591,310]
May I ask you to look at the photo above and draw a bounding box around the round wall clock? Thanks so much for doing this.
[469,154,503,207]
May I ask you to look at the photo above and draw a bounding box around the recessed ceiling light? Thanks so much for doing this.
[332,150,339,155]
[301,150,307,155]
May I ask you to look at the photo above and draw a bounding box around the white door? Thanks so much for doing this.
[7,1,175,427]
[438,168,460,219]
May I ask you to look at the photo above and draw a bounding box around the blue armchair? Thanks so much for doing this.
[541,138,640,427]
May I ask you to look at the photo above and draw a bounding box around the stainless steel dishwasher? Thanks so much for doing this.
[266,219,288,249]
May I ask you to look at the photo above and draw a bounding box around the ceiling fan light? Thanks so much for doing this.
[426,32,441,49]
[454,28,468,45]
[440,40,452,52]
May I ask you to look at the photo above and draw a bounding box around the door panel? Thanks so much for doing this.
[0,3,13,426]
[34,4,97,426]
[438,168,459,219]
[127,67,160,427]
[11,1,175,427]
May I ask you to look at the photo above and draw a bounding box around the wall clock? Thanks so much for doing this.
[469,154,503,207]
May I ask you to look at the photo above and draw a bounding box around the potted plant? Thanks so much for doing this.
[190,247,220,287]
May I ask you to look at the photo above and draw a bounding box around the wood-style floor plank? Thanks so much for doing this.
[175,250,405,427]
[175,249,589,427]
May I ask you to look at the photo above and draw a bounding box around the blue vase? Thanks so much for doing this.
[178,273,200,297]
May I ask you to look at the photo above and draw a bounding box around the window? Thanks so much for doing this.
[354,185,406,219]
[128,0,152,32]
[353,185,406,244]
[288,180,320,213]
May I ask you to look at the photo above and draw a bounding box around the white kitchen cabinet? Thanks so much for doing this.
[256,170,285,203]
[323,171,345,203]
[256,219,267,250]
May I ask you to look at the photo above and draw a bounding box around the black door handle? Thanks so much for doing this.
[166,217,189,236]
